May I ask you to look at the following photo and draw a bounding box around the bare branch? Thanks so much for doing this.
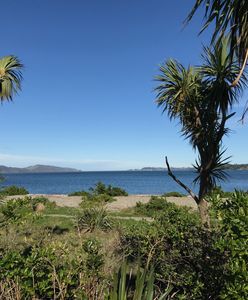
[165,156,199,204]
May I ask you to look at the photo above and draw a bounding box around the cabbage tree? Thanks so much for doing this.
[155,39,246,226]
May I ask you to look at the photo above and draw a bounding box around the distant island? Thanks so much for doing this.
[223,164,248,170]
[129,167,193,171]
[132,164,248,171]
[0,164,82,174]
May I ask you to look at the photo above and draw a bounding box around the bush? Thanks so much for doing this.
[79,193,114,209]
[0,197,32,226]
[0,197,55,227]
[211,191,248,299]
[0,185,29,196]
[0,243,107,299]
[69,182,128,198]
[68,190,91,197]
[208,186,233,198]
[120,201,226,299]
[83,238,104,273]
[76,207,112,232]
[135,196,192,217]
[30,196,56,210]
[162,191,185,197]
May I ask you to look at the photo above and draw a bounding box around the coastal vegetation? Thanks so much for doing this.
[0,189,247,299]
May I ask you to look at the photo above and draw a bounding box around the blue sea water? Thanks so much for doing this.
[0,170,248,195]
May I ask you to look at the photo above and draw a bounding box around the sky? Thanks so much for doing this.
[0,0,247,171]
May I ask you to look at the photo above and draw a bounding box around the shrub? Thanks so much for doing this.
[208,186,233,198]
[83,238,104,273]
[0,244,100,299]
[162,191,185,197]
[70,182,128,198]
[30,196,56,210]
[0,197,55,227]
[0,185,29,196]
[135,196,191,217]
[211,191,248,299]
[120,201,226,299]
[0,197,33,226]
[68,190,91,197]
[76,207,112,232]
[94,193,114,203]
[79,193,114,209]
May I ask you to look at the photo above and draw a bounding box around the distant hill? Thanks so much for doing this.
[131,164,248,171]
[0,164,82,174]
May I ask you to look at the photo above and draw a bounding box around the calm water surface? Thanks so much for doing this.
[1,170,248,194]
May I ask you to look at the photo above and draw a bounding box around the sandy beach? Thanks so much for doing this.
[7,194,197,211]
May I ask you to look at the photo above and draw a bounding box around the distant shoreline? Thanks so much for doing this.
[1,168,248,175]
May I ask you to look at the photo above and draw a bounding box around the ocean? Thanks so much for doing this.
[0,170,248,195]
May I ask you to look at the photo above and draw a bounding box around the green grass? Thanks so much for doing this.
[43,206,79,216]
[33,215,75,230]
[109,207,140,218]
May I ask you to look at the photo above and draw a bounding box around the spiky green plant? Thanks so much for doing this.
[0,56,23,101]
[107,261,172,300]
[76,207,112,232]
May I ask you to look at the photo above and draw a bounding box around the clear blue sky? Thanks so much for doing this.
[0,0,247,170]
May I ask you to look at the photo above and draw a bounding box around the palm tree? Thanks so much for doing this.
[0,55,23,101]
[155,39,246,226]
[186,0,248,87]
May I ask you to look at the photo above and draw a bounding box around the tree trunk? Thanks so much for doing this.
[198,170,211,228]
[165,157,211,228]
[197,198,210,228]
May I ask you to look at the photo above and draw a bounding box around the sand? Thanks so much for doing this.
[7,194,197,211]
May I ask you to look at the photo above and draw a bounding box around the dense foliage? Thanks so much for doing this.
[0,185,29,196]
[211,191,248,299]
[0,192,247,299]
[121,194,248,299]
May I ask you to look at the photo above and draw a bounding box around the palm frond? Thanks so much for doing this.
[0,55,23,101]
[186,0,248,63]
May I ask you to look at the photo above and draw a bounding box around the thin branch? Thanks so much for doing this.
[165,156,199,204]
[230,48,248,87]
